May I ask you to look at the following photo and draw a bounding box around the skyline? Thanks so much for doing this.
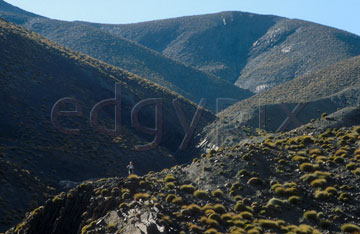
[3,0,360,36]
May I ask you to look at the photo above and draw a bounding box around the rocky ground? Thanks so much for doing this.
[5,108,360,234]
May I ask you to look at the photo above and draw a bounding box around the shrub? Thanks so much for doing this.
[303,210,318,221]
[324,186,337,195]
[288,196,301,205]
[334,157,345,163]
[203,218,219,228]
[239,211,253,220]
[204,210,215,217]
[202,203,214,211]
[299,163,317,172]
[234,202,253,212]
[171,196,183,205]
[314,190,330,199]
[310,178,327,187]
[204,228,219,234]
[247,228,261,234]
[211,189,224,197]
[314,171,332,178]
[274,186,297,196]
[122,192,130,199]
[352,168,360,175]
[164,174,175,182]
[166,194,176,203]
[188,223,202,232]
[165,182,175,189]
[315,156,327,163]
[128,174,140,180]
[208,213,221,222]
[180,184,196,193]
[292,155,307,162]
[338,192,350,202]
[119,202,128,209]
[106,222,117,231]
[267,198,285,207]
[258,219,279,229]
[341,223,360,232]
[346,163,357,170]
[133,193,150,201]
[182,204,202,216]
[213,204,226,214]
[237,169,250,177]
[309,149,322,155]
[247,177,263,186]
[194,190,208,199]
[220,213,232,221]
[81,221,96,234]
[111,187,120,196]
[234,195,242,201]
[320,219,332,228]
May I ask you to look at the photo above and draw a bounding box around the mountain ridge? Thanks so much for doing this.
[90,11,360,91]
[0,2,253,111]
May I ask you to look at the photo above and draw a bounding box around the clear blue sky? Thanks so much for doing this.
[5,0,360,35]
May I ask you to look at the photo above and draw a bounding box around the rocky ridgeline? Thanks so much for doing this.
[6,119,360,234]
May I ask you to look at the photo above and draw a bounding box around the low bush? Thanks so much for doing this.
[193,190,208,199]
[341,223,360,233]
[180,184,196,193]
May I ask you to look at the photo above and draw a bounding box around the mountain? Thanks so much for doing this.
[91,12,360,91]
[0,1,253,111]
[1,2,360,233]
[0,19,215,231]
[234,19,360,91]
[6,110,360,234]
[199,55,360,149]
[88,11,281,84]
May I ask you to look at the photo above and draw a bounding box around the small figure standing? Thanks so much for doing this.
[127,161,134,175]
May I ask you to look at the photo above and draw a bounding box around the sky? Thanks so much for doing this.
[5,0,360,36]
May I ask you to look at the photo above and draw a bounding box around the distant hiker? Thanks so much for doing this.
[127,161,134,175]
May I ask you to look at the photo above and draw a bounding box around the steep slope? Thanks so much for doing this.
[90,11,280,83]
[199,55,360,149]
[91,12,360,90]
[6,118,360,234]
[235,18,360,91]
[0,19,215,231]
[0,1,252,111]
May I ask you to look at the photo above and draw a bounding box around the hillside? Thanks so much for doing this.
[0,19,215,231]
[89,11,280,84]
[235,19,360,91]
[0,1,252,111]
[6,111,360,234]
[198,55,360,149]
[91,12,360,90]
